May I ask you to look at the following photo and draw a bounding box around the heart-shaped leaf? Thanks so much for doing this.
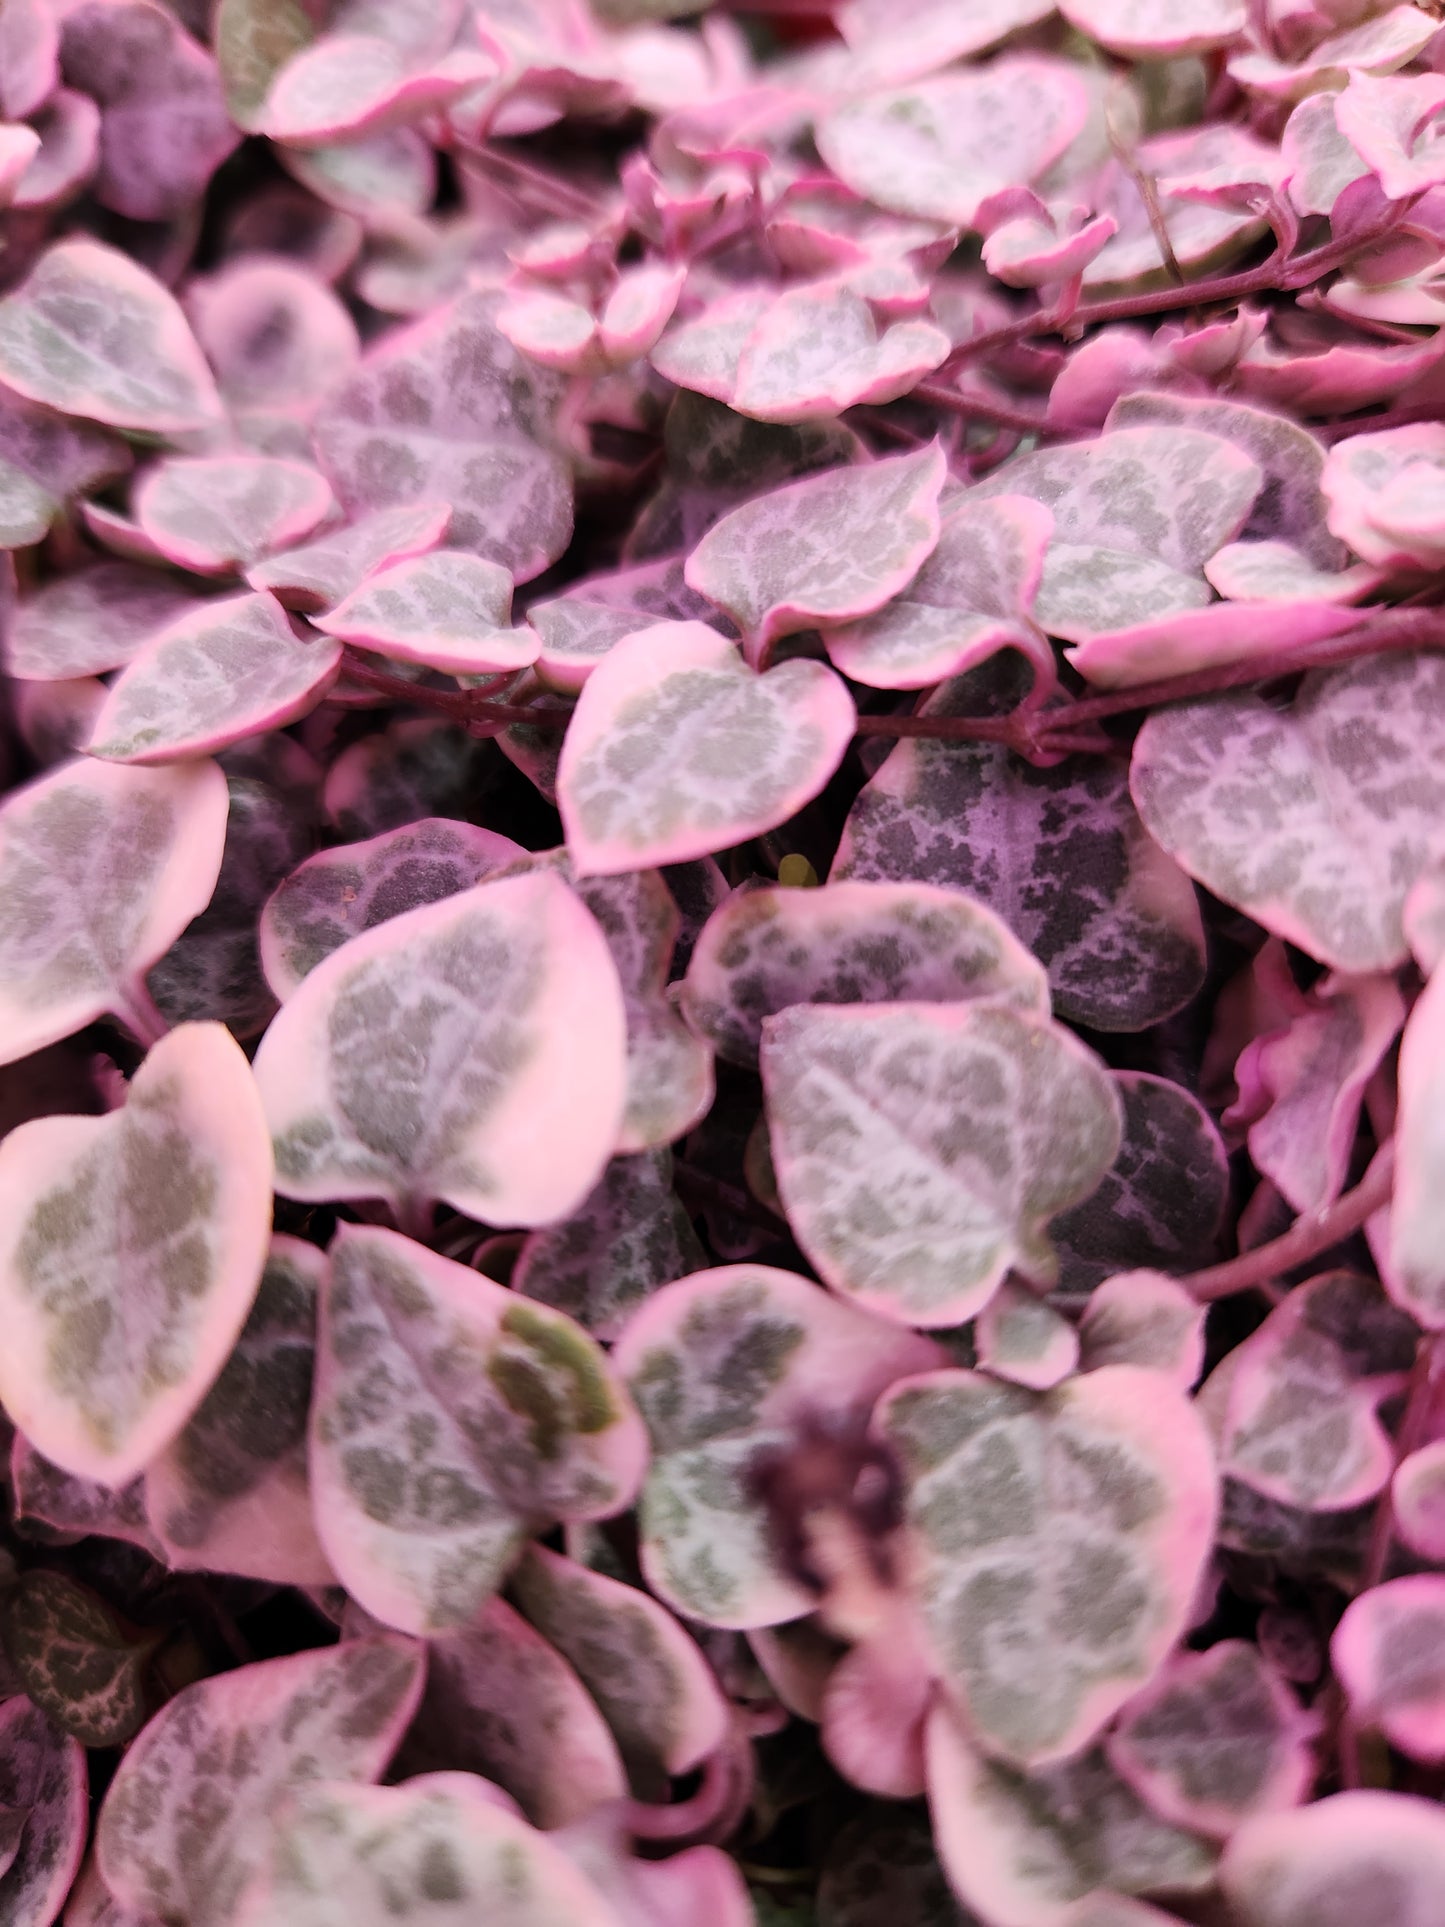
[1204,1270,1418,1512]
[762,1001,1122,1328]
[826,494,1053,691]
[684,445,945,656]
[11,1434,160,1556]
[926,1702,1217,1927]
[1333,1575,1445,1765]
[510,1541,730,1792]
[879,1365,1218,1765]
[312,287,571,581]
[1323,425,1445,572]
[247,501,450,612]
[0,755,229,1064]
[1220,1791,1445,1927]
[1205,543,1379,605]
[816,59,1091,228]
[513,1150,707,1340]
[135,457,336,576]
[186,258,360,414]
[0,1571,157,1747]
[86,592,343,765]
[0,239,223,433]
[1131,651,1445,972]
[315,549,539,674]
[261,35,491,147]
[392,1596,627,1826]
[557,622,855,878]
[837,661,1207,1032]
[314,1225,643,1634]
[238,1773,628,1927]
[323,715,493,840]
[613,1265,942,1628]
[1393,1440,1445,1561]
[96,1638,425,1927]
[1050,1073,1229,1306]
[0,1021,274,1486]
[1077,1272,1207,1390]
[1060,0,1245,56]
[726,281,950,423]
[1104,1641,1316,1839]
[975,1281,1080,1391]
[259,817,524,1000]
[255,870,628,1225]
[1033,545,1213,644]
[681,877,1047,1070]
[528,556,720,693]
[143,1233,330,1585]
[0,1697,87,1927]
[5,565,201,682]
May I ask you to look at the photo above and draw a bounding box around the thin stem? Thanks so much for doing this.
[339,651,552,727]
[1183,1144,1394,1303]
[111,981,170,1051]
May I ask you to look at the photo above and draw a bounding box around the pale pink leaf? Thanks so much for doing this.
[5,566,201,681]
[763,1001,1121,1326]
[96,1639,425,1927]
[1233,6,1438,103]
[185,260,360,414]
[826,493,1054,690]
[1067,595,1360,689]
[1393,1440,1445,1561]
[838,0,1054,87]
[135,458,336,576]
[1059,0,1245,55]
[0,1022,273,1487]
[816,59,1091,228]
[497,289,601,374]
[1077,1272,1206,1390]
[1333,1575,1445,1764]
[681,876,1046,1070]
[598,262,686,363]
[1033,545,1213,644]
[1105,1641,1315,1838]
[1390,963,1445,1327]
[8,85,98,210]
[730,282,949,423]
[1220,1790,1445,1927]
[254,870,627,1223]
[0,0,59,122]
[312,288,571,580]
[86,592,343,764]
[389,1600,626,1828]
[315,549,539,674]
[649,287,773,406]
[821,1626,933,1798]
[510,1541,730,1788]
[1335,71,1445,203]
[142,1233,331,1585]
[685,443,945,652]
[884,1366,1219,1765]
[925,1701,1217,1926]
[1204,541,1381,604]
[247,501,450,612]
[62,1852,158,1927]
[262,35,492,146]
[975,1280,1080,1391]
[312,1224,646,1634]
[0,755,229,1064]
[282,125,437,222]
[0,126,40,207]
[1083,127,1271,290]
[57,0,238,220]
[613,1264,942,1628]
[259,816,523,1000]
[1209,1269,1417,1511]
[0,1699,87,1927]
[0,238,223,433]
[1323,423,1445,570]
[237,1774,626,1927]
[557,622,856,877]
[1283,93,1370,217]
[1404,858,1445,976]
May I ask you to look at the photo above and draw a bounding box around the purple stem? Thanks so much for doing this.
[1183,1144,1394,1303]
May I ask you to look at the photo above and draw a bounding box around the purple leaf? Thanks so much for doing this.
[58,0,239,221]
[0,1021,274,1485]
[614,1264,942,1628]
[684,444,946,656]
[1105,1641,1315,1839]
[262,35,492,147]
[0,755,229,1063]
[0,0,59,122]
[681,877,1047,1071]
[0,379,131,551]
[557,622,855,877]
[185,258,360,417]
[1333,1575,1445,1765]
[1389,965,1445,1327]
[0,1698,87,1927]
[142,1233,331,1585]
[0,239,223,434]
[11,1436,160,1558]
[96,1638,425,1927]
[1077,1271,1206,1390]
[836,667,1207,1032]
[1220,1790,1445,1927]
[86,592,343,765]
[315,549,539,674]
[312,288,572,581]
[0,1572,157,1747]
[5,566,201,681]
[259,816,523,999]
[1131,651,1445,972]
[882,1365,1219,1766]
[135,458,336,576]
[255,870,627,1223]
[816,59,1091,229]
[925,1701,1216,1925]
[1032,544,1212,644]
[322,715,494,839]
[763,1001,1121,1326]
[312,1224,646,1634]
